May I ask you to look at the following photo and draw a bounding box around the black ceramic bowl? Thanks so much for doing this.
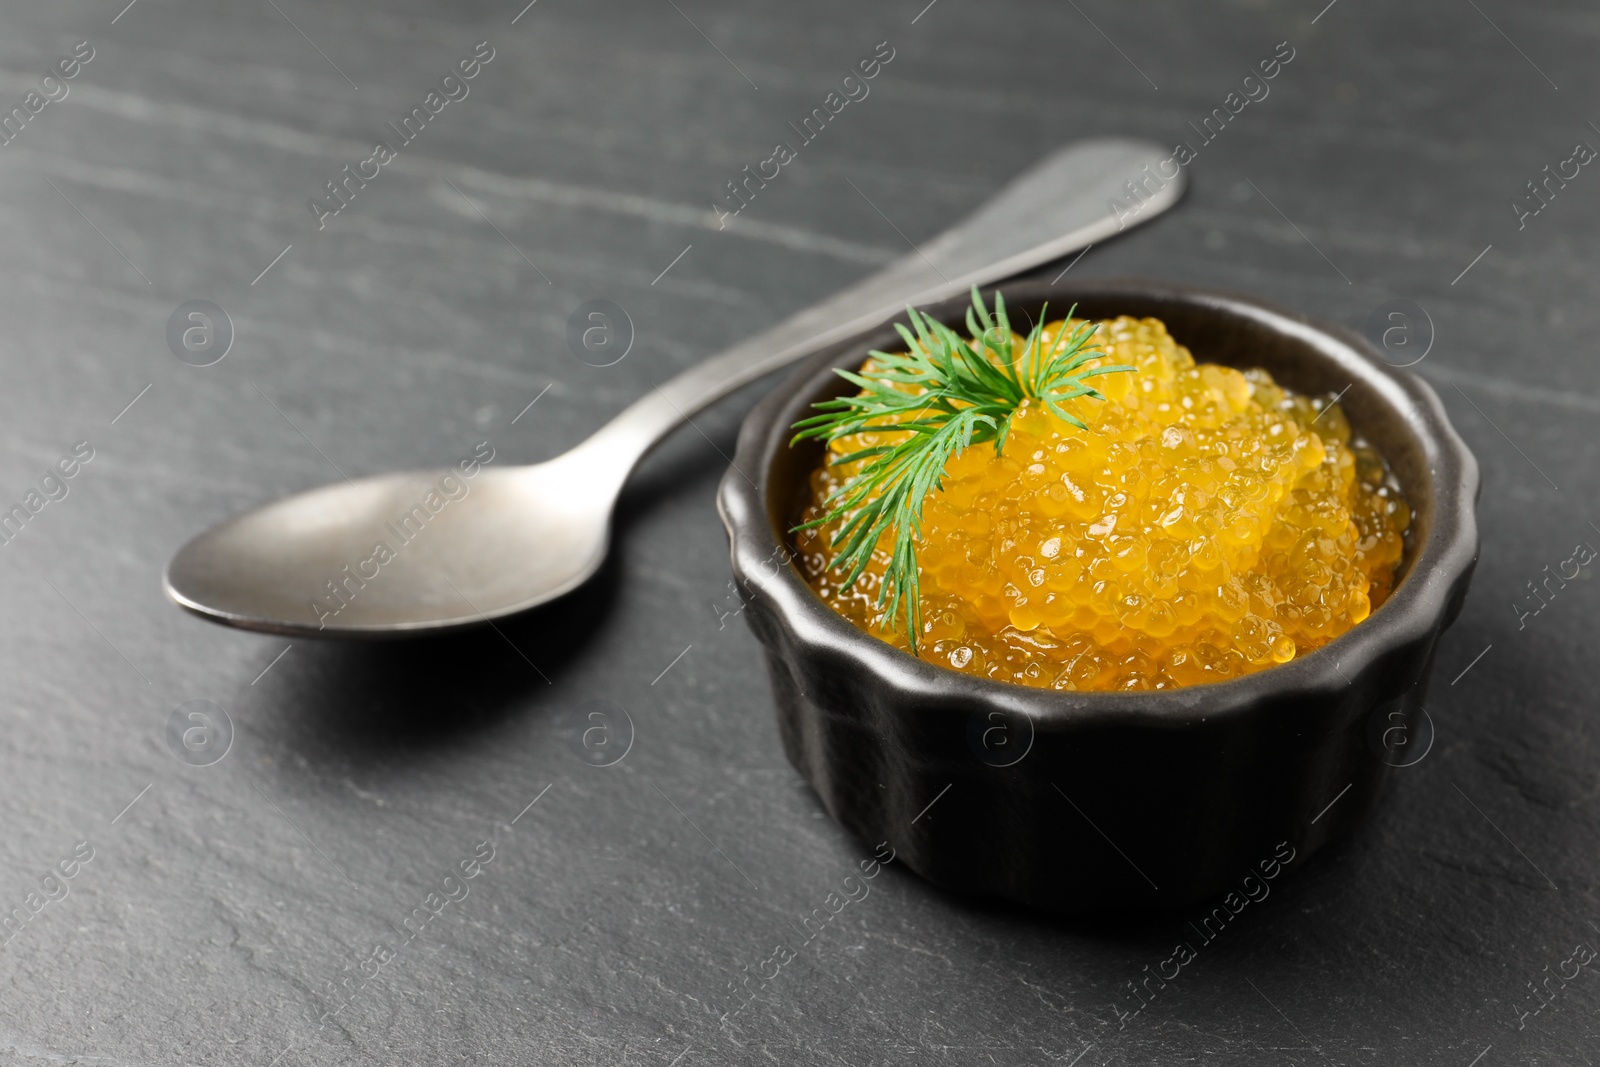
[718,278,1479,913]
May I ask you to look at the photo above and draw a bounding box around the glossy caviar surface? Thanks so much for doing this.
[796,315,1411,690]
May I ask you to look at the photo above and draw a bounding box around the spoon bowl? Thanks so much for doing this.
[166,451,618,636]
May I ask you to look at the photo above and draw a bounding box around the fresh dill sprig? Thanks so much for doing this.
[790,287,1133,655]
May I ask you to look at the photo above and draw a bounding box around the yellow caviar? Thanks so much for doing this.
[796,315,1410,690]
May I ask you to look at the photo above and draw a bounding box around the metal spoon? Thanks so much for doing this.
[164,138,1184,638]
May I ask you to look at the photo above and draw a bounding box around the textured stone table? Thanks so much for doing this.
[0,0,1594,1063]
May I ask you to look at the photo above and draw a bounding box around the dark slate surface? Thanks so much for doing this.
[0,0,1594,1063]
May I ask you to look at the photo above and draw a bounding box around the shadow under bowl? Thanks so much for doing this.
[718,278,1479,913]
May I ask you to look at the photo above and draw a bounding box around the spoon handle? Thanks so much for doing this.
[573,137,1183,475]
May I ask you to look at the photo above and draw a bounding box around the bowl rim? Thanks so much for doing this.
[719,276,1480,728]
